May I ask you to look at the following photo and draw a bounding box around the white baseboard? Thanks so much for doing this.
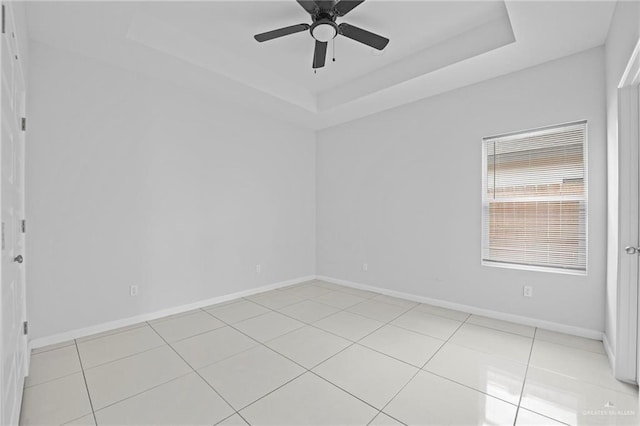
[29,275,315,350]
[316,275,604,340]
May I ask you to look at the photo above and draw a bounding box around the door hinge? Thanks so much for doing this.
[23,321,28,335]
[21,219,25,233]
[21,117,26,131]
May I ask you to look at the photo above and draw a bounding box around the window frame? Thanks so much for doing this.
[480,120,589,276]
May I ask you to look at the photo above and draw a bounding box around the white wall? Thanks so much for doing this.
[604,0,640,359]
[317,47,606,333]
[26,42,316,340]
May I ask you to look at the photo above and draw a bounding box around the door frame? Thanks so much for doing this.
[616,36,640,384]
[0,2,28,423]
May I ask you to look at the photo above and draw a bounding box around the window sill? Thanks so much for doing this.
[481,260,587,276]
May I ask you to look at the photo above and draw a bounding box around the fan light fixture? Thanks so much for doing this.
[311,21,337,42]
[253,1,390,69]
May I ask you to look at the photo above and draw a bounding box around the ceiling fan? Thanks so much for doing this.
[254,0,389,69]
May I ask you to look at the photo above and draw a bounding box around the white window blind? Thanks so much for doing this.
[482,121,587,273]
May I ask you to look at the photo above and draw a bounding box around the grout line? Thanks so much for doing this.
[367,411,407,426]
[30,341,76,356]
[201,284,413,418]
[513,327,538,425]
[157,323,228,345]
[146,321,240,416]
[376,317,467,418]
[37,281,576,426]
[23,369,82,390]
[463,321,536,339]
[91,371,194,413]
[73,340,98,425]
[234,411,252,426]
[235,369,309,412]
[73,322,148,344]
[418,369,519,407]
[81,341,167,372]
[307,370,387,415]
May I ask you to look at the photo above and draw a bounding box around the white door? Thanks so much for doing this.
[637,83,640,387]
[0,3,27,425]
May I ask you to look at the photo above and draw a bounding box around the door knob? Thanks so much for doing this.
[13,254,23,263]
[625,246,639,255]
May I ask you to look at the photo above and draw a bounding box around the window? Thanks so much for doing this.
[481,121,587,274]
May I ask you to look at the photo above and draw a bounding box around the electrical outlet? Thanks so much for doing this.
[130,285,139,297]
[362,263,368,271]
[523,285,533,298]
[256,264,261,273]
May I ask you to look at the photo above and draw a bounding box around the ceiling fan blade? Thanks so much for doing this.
[254,23,310,42]
[296,0,319,15]
[338,22,389,50]
[313,40,328,69]
[334,0,365,16]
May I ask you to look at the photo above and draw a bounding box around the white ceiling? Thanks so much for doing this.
[26,1,616,130]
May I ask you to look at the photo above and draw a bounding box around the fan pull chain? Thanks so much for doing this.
[332,38,336,62]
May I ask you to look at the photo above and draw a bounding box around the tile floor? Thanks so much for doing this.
[20,280,640,425]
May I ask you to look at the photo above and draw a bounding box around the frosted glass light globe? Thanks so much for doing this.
[312,23,337,42]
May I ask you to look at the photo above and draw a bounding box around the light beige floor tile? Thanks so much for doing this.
[278,300,340,323]
[31,340,75,355]
[76,322,147,343]
[26,344,81,387]
[337,287,379,299]
[77,325,165,368]
[149,310,225,342]
[413,303,470,321]
[313,344,418,409]
[347,300,410,323]
[247,289,282,299]
[171,326,257,369]
[84,345,191,409]
[148,309,202,323]
[369,412,405,425]
[536,328,605,354]
[283,284,334,299]
[20,373,92,426]
[198,345,304,410]
[314,311,384,341]
[206,300,270,324]
[266,325,351,368]
[63,414,96,425]
[313,291,367,309]
[530,340,637,395]
[521,367,640,425]
[216,413,249,425]
[360,324,444,367]
[240,372,378,425]
[95,373,233,425]
[515,408,565,425]
[277,282,309,291]
[234,311,304,342]
[467,315,536,337]
[448,323,533,363]
[202,298,243,310]
[424,342,527,404]
[370,294,418,309]
[249,291,305,309]
[390,309,462,340]
[385,371,517,425]
[314,281,349,291]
